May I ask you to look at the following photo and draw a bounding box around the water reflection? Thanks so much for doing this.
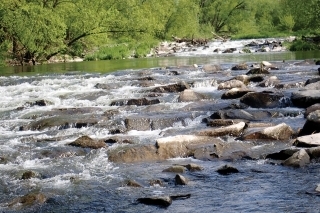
[1,50,320,76]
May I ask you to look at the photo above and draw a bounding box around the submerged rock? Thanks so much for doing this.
[137,196,172,207]
[231,63,248,70]
[8,192,46,209]
[217,165,239,175]
[163,166,186,173]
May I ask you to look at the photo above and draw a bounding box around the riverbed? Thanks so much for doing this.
[1,47,320,212]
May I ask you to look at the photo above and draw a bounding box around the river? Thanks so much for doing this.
[0,49,320,213]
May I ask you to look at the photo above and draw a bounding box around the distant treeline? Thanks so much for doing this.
[0,0,319,65]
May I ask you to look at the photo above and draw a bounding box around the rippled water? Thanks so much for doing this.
[1,50,320,212]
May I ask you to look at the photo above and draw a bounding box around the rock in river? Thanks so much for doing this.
[283,149,310,168]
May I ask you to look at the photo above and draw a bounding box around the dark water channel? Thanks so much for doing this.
[0,51,320,213]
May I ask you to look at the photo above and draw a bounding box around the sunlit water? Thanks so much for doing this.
[1,43,320,212]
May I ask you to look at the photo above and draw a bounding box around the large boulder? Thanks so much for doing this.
[240,123,294,140]
[240,91,287,108]
[178,89,207,102]
[298,110,320,136]
[283,149,310,167]
[218,79,246,90]
[291,90,320,108]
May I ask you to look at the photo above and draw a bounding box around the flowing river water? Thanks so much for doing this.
[1,48,320,212]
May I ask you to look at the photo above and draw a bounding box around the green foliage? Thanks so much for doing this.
[289,40,319,51]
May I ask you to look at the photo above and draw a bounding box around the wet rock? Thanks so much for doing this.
[125,112,194,131]
[8,192,46,209]
[68,136,107,149]
[163,166,186,173]
[21,171,37,180]
[210,109,272,121]
[298,110,320,136]
[223,48,237,53]
[178,89,207,102]
[305,81,320,90]
[258,76,280,87]
[305,104,320,117]
[241,123,294,140]
[197,122,246,137]
[275,81,304,89]
[234,75,264,85]
[240,91,286,108]
[221,88,252,99]
[216,165,239,175]
[149,82,189,93]
[294,133,320,147]
[306,146,320,159]
[107,144,159,163]
[124,179,143,187]
[184,163,203,172]
[291,90,320,108]
[149,179,164,186]
[218,79,246,90]
[305,78,320,86]
[137,196,172,207]
[202,64,221,73]
[175,174,188,185]
[266,149,299,160]
[205,119,246,127]
[21,114,100,131]
[283,149,310,167]
[110,98,160,106]
[231,63,248,70]
[246,67,269,75]
[24,99,50,107]
[156,135,223,159]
